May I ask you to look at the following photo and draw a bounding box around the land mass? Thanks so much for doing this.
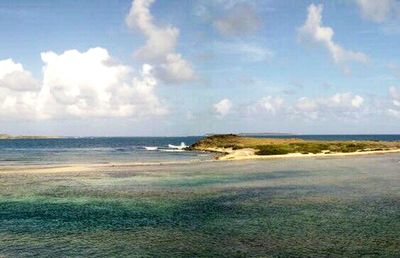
[189,134,400,160]
[0,134,60,139]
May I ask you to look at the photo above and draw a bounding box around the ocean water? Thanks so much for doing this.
[0,154,399,256]
[0,135,399,165]
[0,137,210,165]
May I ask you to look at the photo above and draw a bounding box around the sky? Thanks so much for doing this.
[0,0,400,136]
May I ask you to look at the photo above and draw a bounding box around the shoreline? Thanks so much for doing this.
[0,149,399,173]
[189,134,400,161]
[201,147,400,161]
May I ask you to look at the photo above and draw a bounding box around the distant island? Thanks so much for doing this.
[189,134,400,160]
[0,134,59,140]
[206,132,293,137]
[238,132,294,136]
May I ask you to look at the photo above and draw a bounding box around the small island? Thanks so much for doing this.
[189,134,400,160]
[0,134,59,139]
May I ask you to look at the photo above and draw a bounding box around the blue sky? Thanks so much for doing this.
[0,0,400,136]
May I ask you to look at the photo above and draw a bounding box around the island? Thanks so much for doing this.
[0,134,59,139]
[189,134,400,160]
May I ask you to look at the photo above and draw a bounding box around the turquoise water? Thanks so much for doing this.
[0,154,399,256]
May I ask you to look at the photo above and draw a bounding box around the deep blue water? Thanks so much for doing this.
[0,135,399,165]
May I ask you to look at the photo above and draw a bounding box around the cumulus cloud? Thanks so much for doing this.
[213,3,261,36]
[125,0,178,60]
[0,48,167,120]
[0,59,40,119]
[125,0,195,83]
[39,48,167,119]
[388,86,400,118]
[247,93,363,119]
[298,4,369,74]
[159,53,196,83]
[248,96,284,115]
[355,0,400,23]
[330,93,364,108]
[0,89,39,119]
[294,97,321,120]
[0,59,39,91]
[214,98,232,117]
[294,92,365,119]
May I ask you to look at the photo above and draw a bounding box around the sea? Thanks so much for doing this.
[0,135,399,165]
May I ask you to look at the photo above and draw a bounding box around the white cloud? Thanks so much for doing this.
[388,108,400,118]
[295,97,319,119]
[355,0,400,23]
[329,93,364,108]
[295,97,318,112]
[158,53,196,83]
[214,98,232,117]
[213,3,261,36]
[389,86,400,106]
[294,92,365,119]
[0,89,39,119]
[298,4,369,74]
[125,0,195,83]
[388,86,400,118]
[125,0,178,61]
[249,96,284,115]
[246,94,363,119]
[0,59,39,91]
[0,59,40,119]
[0,48,167,120]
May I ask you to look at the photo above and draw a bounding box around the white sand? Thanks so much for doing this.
[204,147,400,161]
[0,148,399,174]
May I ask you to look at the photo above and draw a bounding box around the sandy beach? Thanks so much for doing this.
[1,148,400,176]
[205,147,400,161]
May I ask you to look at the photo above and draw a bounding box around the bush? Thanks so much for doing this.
[255,145,291,155]
[290,142,329,154]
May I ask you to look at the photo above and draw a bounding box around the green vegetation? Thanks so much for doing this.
[190,134,400,156]
[256,144,292,155]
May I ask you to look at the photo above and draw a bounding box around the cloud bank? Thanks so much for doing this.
[243,92,365,120]
[293,93,364,119]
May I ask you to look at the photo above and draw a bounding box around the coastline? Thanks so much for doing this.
[1,143,399,257]
[189,134,400,161]
[0,149,399,174]
[201,147,400,161]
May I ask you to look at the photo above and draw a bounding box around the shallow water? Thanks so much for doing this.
[0,154,399,257]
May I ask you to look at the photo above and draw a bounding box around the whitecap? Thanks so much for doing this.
[144,146,158,151]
